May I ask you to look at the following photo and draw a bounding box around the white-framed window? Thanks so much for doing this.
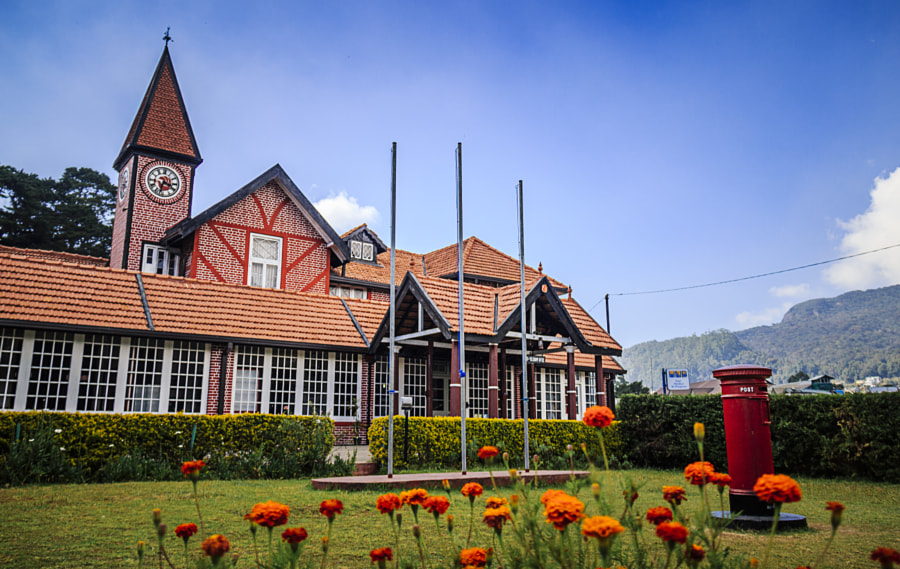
[373,355,390,418]
[78,334,120,412]
[2,330,208,413]
[168,341,207,414]
[124,338,165,413]
[28,331,75,411]
[142,244,181,276]
[504,366,517,419]
[542,368,563,420]
[0,328,24,410]
[349,239,375,262]
[329,285,367,299]
[301,350,329,416]
[582,371,596,418]
[466,362,489,418]
[332,353,359,418]
[402,357,428,417]
[233,345,264,413]
[268,348,298,415]
[248,234,282,289]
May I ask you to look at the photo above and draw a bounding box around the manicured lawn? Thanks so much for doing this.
[0,470,897,568]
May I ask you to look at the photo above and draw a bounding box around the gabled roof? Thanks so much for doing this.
[370,272,622,358]
[341,224,388,254]
[0,245,108,267]
[424,237,566,289]
[114,46,201,170]
[0,253,369,350]
[163,164,351,263]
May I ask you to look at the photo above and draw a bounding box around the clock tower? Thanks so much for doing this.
[110,45,202,273]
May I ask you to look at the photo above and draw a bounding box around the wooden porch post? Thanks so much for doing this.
[450,340,461,417]
[594,355,605,407]
[528,363,537,419]
[393,347,401,414]
[426,340,434,417]
[566,345,577,420]
[488,344,499,418]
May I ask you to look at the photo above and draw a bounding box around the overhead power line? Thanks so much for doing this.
[589,242,900,313]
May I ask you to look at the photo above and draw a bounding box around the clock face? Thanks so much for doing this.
[145,165,182,199]
[118,167,129,202]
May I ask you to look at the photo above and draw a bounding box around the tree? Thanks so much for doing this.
[787,371,810,383]
[615,376,650,395]
[0,166,116,257]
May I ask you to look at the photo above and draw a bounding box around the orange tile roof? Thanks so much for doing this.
[0,254,367,348]
[115,47,200,169]
[415,275,499,336]
[542,350,624,373]
[561,297,622,352]
[0,245,108,267]
[334,236,566,291]
[342,297,390,344]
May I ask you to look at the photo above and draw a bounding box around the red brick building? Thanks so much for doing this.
[0,47,624,442]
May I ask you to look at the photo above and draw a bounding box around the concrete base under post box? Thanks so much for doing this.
[712,510,808,531]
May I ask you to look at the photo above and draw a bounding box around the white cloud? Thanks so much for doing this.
[313,191,380,234]
[735,302,793,328]
[768,283,810,298]
[825,167,900,288]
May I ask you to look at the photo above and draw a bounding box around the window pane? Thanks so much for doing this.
[403,357,427,417]
[373,355,389,418]
[301,350,329,416]
[233,345,263,413]
[125,338,164,413]
[250,263,263,287]
[168,341,205,413]
[0,328,24,410]
[467,362,488,418]
[268,348,297,414]
[78,334,120,412]
[265,265,278,288]
[252,237,279,260]
[332,353,358,417]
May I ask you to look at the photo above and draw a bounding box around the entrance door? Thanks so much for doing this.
[432,360,450,417]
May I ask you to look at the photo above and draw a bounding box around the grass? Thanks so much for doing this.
[0,469,897,568]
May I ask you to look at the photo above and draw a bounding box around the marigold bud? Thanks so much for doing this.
[502,452,509,463]
[137,541,145,560]
[442,479,450,492]
[750,558,759,569]
[487,547,494,563]
[321,536,329,553]
[152,508,162,528]
[509,469,518,481]
[826,501,845,531]
[694,422,705,442]
[447,514,454,532]
[412,524,421,538]
[157,523,167,539]
[249,521,258,536]
[396,512,403,528]
[592,483,601,500]
[567,444,574,452]
[231,553,240,566]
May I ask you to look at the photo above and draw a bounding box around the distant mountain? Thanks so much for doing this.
[621,284,900,389]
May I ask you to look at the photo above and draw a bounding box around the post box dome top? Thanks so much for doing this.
[712,364,772,379]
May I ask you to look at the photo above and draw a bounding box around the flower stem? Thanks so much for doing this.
[191,480,206,536]
[810,526,838,569]
[760,503,782,569]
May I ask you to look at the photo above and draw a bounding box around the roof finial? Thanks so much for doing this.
[163,27,173,47]
[538,262,543,274]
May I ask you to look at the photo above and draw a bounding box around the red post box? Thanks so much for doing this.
[713,364,775,517]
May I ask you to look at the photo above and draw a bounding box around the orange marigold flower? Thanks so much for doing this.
[460,547,489,567]
[646,506,674,525]
[685,543,706,565]
[319,499,344,518]
[200,534,231,560]
[684,461,715,485]
[663,486,688,505]
[753,474,802,503]
[477,446,499,460]
[541,489,567,505]
[181,460,206,477]
[871,547,900,565]
[400,488,429,506]
[244,501,290,528]
[543,493,585,530]
[461,482,484,498]
[655,521,689,544]
[281,527,308,544]
[485,496,508,509]
[583,405,615,428]
[175,523,198,539]
[709,472,732,488]
[423,496,450,515]
[376,493,402,514]
[826,501,845,529]
[370,547,393,563]
[482,506,512,530]
[580,515,625,540]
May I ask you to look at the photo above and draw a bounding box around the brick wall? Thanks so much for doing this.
[190,181,330,293]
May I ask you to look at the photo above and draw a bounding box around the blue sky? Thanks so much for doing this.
[3,1,900,349]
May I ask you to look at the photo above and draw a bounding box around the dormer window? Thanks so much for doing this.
[249,234,282,288]
[349,239,374,262]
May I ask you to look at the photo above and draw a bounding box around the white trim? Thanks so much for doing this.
[64,334,85,413]
[113,337,131,413]
[13,330,35,411]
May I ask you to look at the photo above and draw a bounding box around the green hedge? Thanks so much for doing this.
[0,412,336,484]
[616,392,900,483]
[367,416,622,470]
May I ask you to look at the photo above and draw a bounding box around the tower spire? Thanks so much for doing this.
[163,27,172,47]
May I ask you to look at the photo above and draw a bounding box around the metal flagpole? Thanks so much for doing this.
[517,180,530,472]
[388,142,397,478]
[456,142,467,475]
